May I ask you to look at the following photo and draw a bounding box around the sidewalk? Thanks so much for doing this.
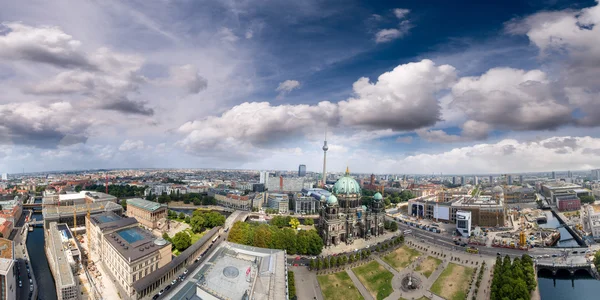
[346,269,374,300]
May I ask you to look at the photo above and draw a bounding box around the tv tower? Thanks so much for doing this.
[322,131,328,188]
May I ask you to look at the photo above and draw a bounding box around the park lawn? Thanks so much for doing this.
[317,271,364,300]
[399,297,429,300]
[352,261,394,300]
[431,263,474,300]
[415,256,443,278]
[184,228,206,244]
[382,245,420,271]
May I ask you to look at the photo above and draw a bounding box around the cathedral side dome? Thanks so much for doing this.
[326,194,338,206]
[373,192,383,201]
[333,166,361,195]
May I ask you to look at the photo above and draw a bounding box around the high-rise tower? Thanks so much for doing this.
[322,136,328,187]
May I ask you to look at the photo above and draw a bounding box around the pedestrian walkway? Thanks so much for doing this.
[346,269,374,300]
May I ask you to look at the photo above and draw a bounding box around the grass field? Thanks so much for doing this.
[352,261,394,300]
[399,297,429,300]
[382,245,420,271]
[317,271,364,300]
[415,256,443,278]
[170,229,207,256]
[431,263,474,300]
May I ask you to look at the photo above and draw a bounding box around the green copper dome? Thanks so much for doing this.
[326,194,338,206]
[373,192,383,201]
[333,167,361,195]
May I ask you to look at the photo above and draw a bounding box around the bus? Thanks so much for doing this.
[212,236,218,243]
[403,230,412,235]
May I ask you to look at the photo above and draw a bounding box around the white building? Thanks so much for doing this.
[456,210,472,237]
[585,205,600,239]
[267,193,289,213]
[0,173,6,181]
[0,238,16,300]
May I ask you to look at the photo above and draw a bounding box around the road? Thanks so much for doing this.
[12,211,34,300]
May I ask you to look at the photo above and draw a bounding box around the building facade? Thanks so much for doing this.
[556,195,581,211]
[318,168,385,246]
[293,193,318,214]
[456,211,471,237]
[46,223,80,300]
[0,238,15,300]
[298,165,306,177]
[267,193,289,213]
[126,198,167,229]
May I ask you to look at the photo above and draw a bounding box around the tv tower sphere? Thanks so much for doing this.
[322,141,328,152]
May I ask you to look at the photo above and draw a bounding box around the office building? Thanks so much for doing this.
[592,169,600,181]
[267,193,289,213]
[266,176,315,192]
[210,189,251,210]
[540,182,590,204]
[507,175,513,185]
[318,168,385,246]
[520,175,524,184]
[452,177,457,185]
[0,238,16,300]
[86,212,172,299]
[551,171,556,179]
[409,186,506,227]
[45,222,80,300]
[0,174,6,181]
[43,201,123,228]
[298,164,306,177]
[461,176,466,186]
[556,194,581,212]
[293,193,318,214]
[126,198,167,229]
[252,183,265,193]
[503,186,536,203]
[259,171,269,185]
[456,211,472,237]
[473,176,478,185]
[489,176,493,184]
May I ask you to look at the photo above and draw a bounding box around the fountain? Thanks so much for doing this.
[400,273,422,292]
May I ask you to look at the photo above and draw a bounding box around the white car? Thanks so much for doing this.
[19,280,22,288]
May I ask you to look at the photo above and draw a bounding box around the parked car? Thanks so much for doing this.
[183,269,188,275]
[152,294,159,300]
[158,289,164,295]
[171,279,177,285]
[165,285,171,291]
[19,280,22,288]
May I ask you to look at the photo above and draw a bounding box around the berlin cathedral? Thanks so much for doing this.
[317,168,386,246]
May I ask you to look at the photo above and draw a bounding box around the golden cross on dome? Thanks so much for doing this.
[345,166,350,175]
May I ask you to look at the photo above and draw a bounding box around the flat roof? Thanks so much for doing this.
[89,212,138,232]
[105,226,169,263]
[592,205,600,213]
[43,201,123,218]
[127,198,166,212]
[47,222,76,288]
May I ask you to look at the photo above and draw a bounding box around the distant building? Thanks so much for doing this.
[267,193,289,213]
[540,182,590,204]
[456,211,472,237]
[266,176,315,192]
[126,198,167,229]
[504,187,536,203]
[452,177,457,185]
[259,171,269,185]
[461,176,466,186]
[293,193,318,214]
[0,173,6,181]
[489,176,493,184]
[210,189,251,210]
[298,164,307,177]
[592,169,600,181]
[556,194,581,211]
[585,205,600,239]
[520,174,524,184]
[473,176,479,185]
[252,183,265,193]
[0,238,16,300]
[568,170,573,178]
[507,175,513,185]
[551,171,556,179]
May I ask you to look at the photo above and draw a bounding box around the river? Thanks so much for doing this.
[536,210,600,299]
[27,213,58,300]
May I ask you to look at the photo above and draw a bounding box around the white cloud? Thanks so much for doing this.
[245,30,254,39]
[339,59,456,130]
[276,80,301,98]
[393,8,410,19]
[375,28,402,43]
[119,140,145,151]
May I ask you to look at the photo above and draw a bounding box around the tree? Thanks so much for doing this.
[184,216,191,223]
[389,221,398,232]
[190,215,205,233]
[120,199,127,210]
[162,232,171,242]
[289,218,300,229]
[580,195,596,204]
[172,232,191,251]
[178,212,185,220]
[304,218,314,226]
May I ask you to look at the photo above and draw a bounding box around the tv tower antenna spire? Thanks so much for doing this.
[322,128,329,188]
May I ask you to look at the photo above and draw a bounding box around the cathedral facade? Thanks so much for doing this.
[318,168,386,246]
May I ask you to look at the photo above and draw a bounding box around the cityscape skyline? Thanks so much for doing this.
[1,1,600,174]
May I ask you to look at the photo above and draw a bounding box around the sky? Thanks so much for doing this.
[1,0,600,175]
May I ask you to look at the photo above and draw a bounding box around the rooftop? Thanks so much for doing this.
[126,198,166,212]
[43,201,123,219]
[89,211,138,232]
[105,226,169,263]
[542,182,582,190]
[47,222,76,288]
[193,241,286,300]
[592,205,600,213]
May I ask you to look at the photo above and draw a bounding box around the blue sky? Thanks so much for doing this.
[1,0,600,174]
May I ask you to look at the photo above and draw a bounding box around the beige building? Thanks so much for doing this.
[45,223,80,300]
[0,238,16,300]
[86,212,172,299]
[126,198,167,229]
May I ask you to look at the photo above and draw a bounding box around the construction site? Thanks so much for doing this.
[491,208,561,249]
